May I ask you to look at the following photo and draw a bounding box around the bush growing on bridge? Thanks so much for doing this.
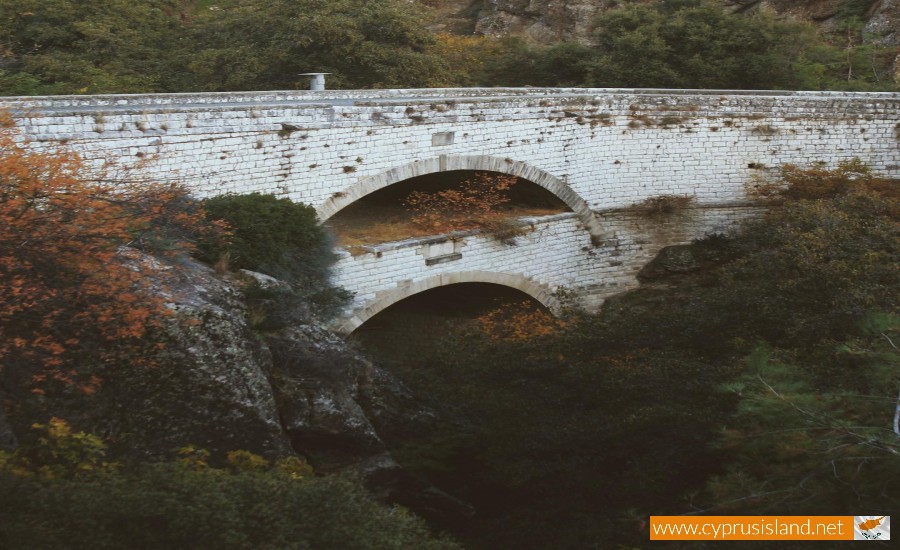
[198,193,328,279]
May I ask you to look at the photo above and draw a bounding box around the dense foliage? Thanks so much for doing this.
[0,0,895,93]
[430,0,898,91]
[186,0,447,90]
[198,192,350,324]
[0,0,449,94]
[583,0,815,89]
[690,162,899,516]
[0,0,190,95]
[363,161,899,548]
[199,193,329,281]
[0,420,459,550]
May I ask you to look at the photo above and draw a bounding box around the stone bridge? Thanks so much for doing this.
[4,88,899,332]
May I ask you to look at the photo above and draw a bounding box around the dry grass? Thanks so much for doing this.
[628,194,695,216]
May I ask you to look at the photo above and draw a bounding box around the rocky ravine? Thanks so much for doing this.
[421,0,899,45]
[1,252,467,517]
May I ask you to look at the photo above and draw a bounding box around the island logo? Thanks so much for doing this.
[854,516,890,541]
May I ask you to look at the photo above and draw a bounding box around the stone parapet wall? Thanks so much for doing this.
[4,89,897,218]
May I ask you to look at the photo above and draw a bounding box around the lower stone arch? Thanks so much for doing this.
[334,270,560,334]
[317,155,605,240]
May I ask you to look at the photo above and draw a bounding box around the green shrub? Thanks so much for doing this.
[197,193,351,322]
[0,466,459,550]
[198,193,330,281]
[0,422,459,550]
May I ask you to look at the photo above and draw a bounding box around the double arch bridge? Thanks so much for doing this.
[4,88,898,332]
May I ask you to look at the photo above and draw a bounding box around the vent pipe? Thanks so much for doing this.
[299,73,331,91]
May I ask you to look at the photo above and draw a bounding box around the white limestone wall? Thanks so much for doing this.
[3,88,896,330]
[4,89,898,218]
[332,205,758,332]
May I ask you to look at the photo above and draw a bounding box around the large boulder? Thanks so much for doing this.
[1,254,435,475]
[86,256,294,461]
[0,251,468,520]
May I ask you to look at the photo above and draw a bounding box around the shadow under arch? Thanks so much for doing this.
[317,155,605,240]
[333,270,560,334]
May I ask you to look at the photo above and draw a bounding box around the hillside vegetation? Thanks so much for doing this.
[0,0,896,93]
[361,161,899,548]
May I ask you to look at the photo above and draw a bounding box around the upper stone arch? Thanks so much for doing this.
[317,155,605,240]
[334,270,559,334]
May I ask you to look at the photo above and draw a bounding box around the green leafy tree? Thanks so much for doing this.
[794,18,899,91]
[197,193,351,324]
[701,333,899,515]
[198,193,331,282]
[185,0,449,90]
[583,0,818,89]
[0,0,190,94]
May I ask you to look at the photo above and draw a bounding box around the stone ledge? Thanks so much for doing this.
[4,87,897,113]
[425,253,463,266]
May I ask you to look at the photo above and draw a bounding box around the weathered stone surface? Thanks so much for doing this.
[637,240,737,283]
[266,325,437,474]
[865,0,900,46]
[0,253,293,462]
[601,240,738,322]
[95,256,294,461]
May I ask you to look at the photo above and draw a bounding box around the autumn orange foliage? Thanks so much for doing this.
[426,33,496,86]
[477,300,569,342]
[0,111,214,394]
[404,172,519,234]
[426,33,522,86]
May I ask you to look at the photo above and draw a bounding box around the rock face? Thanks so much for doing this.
[474,0,608,42]
[93,256,294,461]
[0,253,439,496]
[266,325,436,484]
[865,0,900,46]
[421,0,899,44]
[637,240,738,283]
